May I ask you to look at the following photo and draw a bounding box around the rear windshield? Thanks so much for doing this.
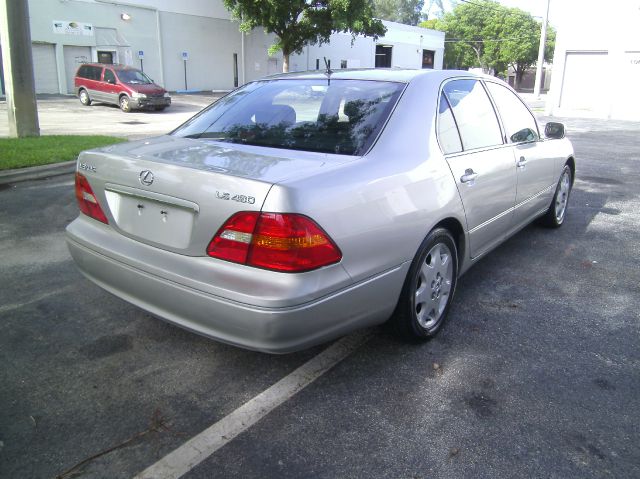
[171,79,405,156]
[117,69,153,84]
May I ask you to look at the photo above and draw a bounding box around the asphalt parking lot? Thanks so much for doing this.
[1,114,640,479]
[0,93,221,140]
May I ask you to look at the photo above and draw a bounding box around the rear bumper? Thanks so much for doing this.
[65,217,408,353]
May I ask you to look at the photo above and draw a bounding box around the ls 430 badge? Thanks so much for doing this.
[216,191,256,204]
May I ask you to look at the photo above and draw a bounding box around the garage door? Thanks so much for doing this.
[559,51,608,112]
[63,46,92,94]
[32,43,59,94]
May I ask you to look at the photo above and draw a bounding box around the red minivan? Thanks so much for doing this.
[74,63,171,112]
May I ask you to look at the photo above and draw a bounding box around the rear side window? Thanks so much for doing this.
[485,82,539,143]
[172,79,405,156]
[437,92,462,154]
[443,80,503,151]
[77,65,102,81]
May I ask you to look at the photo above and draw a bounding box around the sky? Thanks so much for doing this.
[429,0,613,27]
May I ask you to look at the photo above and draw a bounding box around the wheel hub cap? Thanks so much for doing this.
[415,243,454,329]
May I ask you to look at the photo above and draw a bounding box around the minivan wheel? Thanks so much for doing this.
[79,89,91,106]
[541,164,572,228]
[392,228,458,340]
[119,95,131,113]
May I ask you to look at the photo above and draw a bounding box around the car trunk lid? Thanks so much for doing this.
[77,136,354,256]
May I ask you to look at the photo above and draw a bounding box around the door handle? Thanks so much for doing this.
[460,168,478,184]
[517,156,527,168]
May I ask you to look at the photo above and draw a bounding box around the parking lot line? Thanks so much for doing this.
[133,329,374,479]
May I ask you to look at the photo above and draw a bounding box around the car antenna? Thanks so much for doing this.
[323,57,332,85]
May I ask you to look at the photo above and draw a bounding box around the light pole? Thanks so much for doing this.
[0,0,40,137]
[533,0,551,98]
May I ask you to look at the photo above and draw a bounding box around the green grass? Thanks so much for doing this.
[0,135,126,171]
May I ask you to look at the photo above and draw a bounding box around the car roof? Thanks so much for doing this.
[79,63,140,72]
[263,68,490,84]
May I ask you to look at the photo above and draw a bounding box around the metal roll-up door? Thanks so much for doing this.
[63,46,92,93]
[32,43,59,94]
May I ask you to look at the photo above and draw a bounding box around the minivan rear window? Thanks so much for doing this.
[171,79,405,156]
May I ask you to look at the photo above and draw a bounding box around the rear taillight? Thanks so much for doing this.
[74,172,108,224]
[207,212,342,273]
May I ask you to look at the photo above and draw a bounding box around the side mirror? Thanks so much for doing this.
[107,78,115,84]
[544,122,565,139]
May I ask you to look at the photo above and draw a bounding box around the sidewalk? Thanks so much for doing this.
[519,92,547,111]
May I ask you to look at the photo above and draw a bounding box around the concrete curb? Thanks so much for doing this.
[0,160,75,185]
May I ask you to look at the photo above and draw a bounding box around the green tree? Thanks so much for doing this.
[373,0,425,26]
[223,0,386,72]
[499,13,556,87]
[425,0,555,87]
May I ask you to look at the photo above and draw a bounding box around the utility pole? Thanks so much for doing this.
[533,0,551,99]
[0,0,40,137]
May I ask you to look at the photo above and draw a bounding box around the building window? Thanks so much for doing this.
[422,50,435,69]
[341,60,347,69]
[375,45,392,68]
[97,51,114,64]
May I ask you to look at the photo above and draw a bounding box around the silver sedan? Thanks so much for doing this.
[66,69,575,353]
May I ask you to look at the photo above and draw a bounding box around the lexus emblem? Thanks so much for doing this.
[139,170,154,186]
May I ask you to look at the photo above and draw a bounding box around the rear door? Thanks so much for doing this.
[438,79,517,258]
[88,66,105,101]
[485,81,555,226]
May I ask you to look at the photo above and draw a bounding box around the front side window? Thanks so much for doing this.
[117,69,153,85]
[443,79,503,151]
[172,79,405,156]
[103,69,116,84]
[485,82,539,143]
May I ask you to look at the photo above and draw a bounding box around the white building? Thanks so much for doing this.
[546,0,640,120]
[0,0,444,95]
[290,21,444,72]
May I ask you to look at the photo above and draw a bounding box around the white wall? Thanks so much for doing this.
[19,1,444,94]
[158,11,241,91]
[546,0,640,120]
[115,0,231,19]
[27,0,163,92]
[242,29,283,82]
[290,21,444,73]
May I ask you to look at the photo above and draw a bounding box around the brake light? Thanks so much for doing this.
[74,173,108,224]
[207,212,342,272]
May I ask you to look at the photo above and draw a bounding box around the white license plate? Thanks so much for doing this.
[105,190,196,249]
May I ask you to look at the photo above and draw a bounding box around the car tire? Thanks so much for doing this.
[541,164,572,228]
[392,228,458,340]
[119,95,131,113]
[79,89,91,106]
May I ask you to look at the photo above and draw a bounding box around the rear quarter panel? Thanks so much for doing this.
[262,76,467,283]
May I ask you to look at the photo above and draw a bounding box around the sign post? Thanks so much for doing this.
[138,50,144,72]
[182,51,189,90]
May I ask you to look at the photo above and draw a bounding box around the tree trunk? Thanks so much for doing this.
[282,52,289,73]
[515,68,525,90]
